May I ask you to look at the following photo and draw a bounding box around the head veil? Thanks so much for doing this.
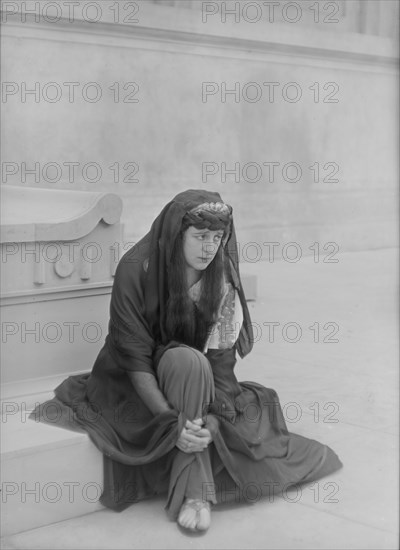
[140,189,254,359]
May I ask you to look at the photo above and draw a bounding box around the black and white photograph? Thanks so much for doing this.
[0,1,398,548]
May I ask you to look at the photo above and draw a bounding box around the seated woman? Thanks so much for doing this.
[31,189,342,533]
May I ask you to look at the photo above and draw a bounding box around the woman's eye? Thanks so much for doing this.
[196,234,222,242]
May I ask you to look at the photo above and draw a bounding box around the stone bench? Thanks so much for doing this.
[1,186,122,536]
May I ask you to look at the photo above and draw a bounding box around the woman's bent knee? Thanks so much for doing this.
[157,346,214,404]
[159,346,211,377]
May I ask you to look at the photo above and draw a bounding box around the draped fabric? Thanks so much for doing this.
[30,189,342,513]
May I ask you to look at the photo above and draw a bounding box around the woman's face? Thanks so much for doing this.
[182,226,224,272]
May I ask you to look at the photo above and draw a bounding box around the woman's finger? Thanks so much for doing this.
[182,431,205,444]
[185,420,201,432]
[193,418,204,426]
[188,427,212,439]
[176,439,206,453]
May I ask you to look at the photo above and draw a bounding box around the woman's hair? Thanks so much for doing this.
[166,205,232,350]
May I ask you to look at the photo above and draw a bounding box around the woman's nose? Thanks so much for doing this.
[202,242,217,255]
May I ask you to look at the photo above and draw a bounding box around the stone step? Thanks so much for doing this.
[0,371,89,414]
[1,372,104,536]
[1,408,104,537]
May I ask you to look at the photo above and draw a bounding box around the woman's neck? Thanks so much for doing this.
[186,266,202,288]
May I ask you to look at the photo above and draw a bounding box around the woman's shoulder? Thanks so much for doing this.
[115,236,151,282]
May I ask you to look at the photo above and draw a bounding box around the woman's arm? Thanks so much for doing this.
[127,371,172,416]
[128,372,217,453]
[128,372,209,453]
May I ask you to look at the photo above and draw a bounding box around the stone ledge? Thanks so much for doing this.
[1,416,104,537]
[1,1,398,65]
[0,281,113,305]
[1,371,89,416]
[1,409,88,459]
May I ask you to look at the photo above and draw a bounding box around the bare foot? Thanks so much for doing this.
[177,499,211,532]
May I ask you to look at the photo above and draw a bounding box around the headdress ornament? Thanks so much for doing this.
[184,201,232,231]
[189,202,232,216]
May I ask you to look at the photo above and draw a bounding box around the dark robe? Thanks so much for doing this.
[30,189,342,513]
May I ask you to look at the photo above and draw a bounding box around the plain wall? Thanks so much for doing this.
[1,1,398,260]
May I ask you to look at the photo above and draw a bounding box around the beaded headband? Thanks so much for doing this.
[189,202,232,216]
[182,201,232,240]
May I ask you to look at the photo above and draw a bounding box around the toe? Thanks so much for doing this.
[178,507,197,531]
[196,507,211,531]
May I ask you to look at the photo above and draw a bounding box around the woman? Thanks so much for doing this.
[31,189,342,533]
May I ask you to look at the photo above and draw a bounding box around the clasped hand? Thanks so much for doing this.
[176,418,212,453]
